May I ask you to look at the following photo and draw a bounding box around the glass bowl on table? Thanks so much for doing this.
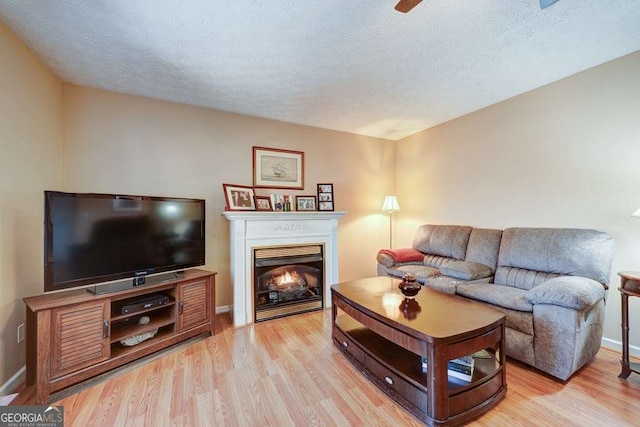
[398,273,421,298]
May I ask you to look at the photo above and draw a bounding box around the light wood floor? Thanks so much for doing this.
[19,310,640,426]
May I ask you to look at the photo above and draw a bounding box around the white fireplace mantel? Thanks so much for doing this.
[223,211,346,327]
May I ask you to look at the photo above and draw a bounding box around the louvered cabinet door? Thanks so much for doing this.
[50,300,110,378]
[177,279,210,332]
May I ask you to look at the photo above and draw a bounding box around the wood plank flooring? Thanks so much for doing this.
[17,309,640,426]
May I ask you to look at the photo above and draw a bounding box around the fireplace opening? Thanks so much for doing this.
[253,245,324,322]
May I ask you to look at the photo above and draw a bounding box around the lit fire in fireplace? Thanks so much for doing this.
[253,246,323,321]
[275,270,306,291]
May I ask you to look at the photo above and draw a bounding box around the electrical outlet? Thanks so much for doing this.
[17,323,25,343]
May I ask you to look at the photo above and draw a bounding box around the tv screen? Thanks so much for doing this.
[44,191,205,292]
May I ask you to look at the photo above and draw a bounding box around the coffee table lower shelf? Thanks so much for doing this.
[333,317,505,425]
[331,281,507,427]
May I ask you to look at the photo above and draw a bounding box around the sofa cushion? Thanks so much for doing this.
[497,227,614,286]
[526,276,606,310]
[423,276,459,294]
[386,265,439,283]
[456,283,533,312]
[465,228,503,271]
[376,248,424,268]
[439,260,493,281]
[412,225,472,261]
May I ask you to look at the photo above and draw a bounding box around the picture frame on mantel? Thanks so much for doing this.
[317,183,334,211]
[296,195,317,211]
[223,183,256,211]
[254,196,272,211]
[253,146,304,189]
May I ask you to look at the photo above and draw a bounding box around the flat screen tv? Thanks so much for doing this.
[44,191,205,292]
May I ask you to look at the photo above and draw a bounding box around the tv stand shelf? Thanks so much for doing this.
[111,299,176,322]
[24,269,216,404]
[109,310,175,343]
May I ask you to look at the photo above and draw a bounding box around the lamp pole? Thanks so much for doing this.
[381,195,400,249]
[388,210,394,248]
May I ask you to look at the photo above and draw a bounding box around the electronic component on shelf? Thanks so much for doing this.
[119,293,170,315]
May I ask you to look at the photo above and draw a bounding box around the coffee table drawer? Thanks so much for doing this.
[333,327,366,364]
[336,298,424,355]
[449,372,504,416]
[365,355,427,412]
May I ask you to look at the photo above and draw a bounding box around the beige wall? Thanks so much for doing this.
[396,50,640,352]
[61,84,396,310]
[3,12,638,387]
[0,21,62,385]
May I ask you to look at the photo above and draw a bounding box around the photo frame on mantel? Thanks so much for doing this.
[223,183,256,211]
[317,183,334,211]
[254,196,272,211]
[296,195,317,211]
[253,146,305,190]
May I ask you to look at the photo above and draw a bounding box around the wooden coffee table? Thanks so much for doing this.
[331,277,506,426]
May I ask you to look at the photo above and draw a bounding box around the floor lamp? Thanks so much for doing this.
[382,195,400,248]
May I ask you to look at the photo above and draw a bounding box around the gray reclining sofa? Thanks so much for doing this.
[376,224,614,380]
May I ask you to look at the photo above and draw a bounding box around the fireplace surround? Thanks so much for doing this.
[223,211,345,327]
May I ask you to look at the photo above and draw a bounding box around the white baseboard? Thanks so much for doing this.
[215,305,230,314]
[601,337,640,358]
[0,366,25,396]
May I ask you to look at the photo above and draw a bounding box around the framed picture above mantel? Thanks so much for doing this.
[253,146,304,189]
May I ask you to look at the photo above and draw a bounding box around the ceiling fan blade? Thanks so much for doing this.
[540,0,561,9]
[395,0,424,13]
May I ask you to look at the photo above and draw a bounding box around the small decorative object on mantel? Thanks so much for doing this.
[223,183,256,211]
[296,195,317,211]
[398,273,421,297]
[270,194,294,211]
[254,196,272,211]
[253,146,305,190]
[317,183,334,211]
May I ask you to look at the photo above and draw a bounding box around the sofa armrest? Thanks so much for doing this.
[376,248,424,268]
[525,276,606,310]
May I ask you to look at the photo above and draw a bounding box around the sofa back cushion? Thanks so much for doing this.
[465,228,503,271]
[412,225,472,261]
[494,267,562,290]
[423,254,455,268]
[496,227,614,289]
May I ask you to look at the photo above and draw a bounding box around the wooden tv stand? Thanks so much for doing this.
[24,269,216,404]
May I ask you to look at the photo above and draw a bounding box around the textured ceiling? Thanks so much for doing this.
[1,0,639,140]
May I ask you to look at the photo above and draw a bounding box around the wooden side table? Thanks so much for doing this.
[618,271,640,378]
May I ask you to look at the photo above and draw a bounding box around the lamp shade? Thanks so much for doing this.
[631,208,640,218]
[382,195,400,212]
